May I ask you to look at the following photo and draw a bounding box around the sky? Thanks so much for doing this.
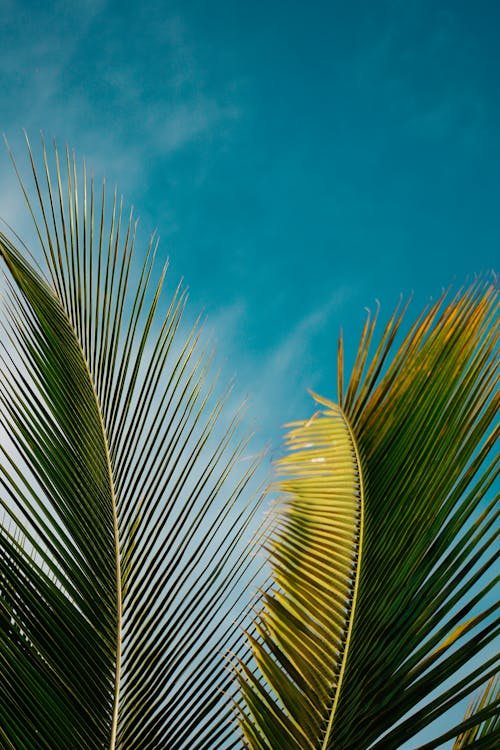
[1,0,499,442]
[0,0,499,746]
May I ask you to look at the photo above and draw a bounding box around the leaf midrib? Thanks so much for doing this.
[0,236,124,748]
[320,409,364,750]
[83,346,122,750]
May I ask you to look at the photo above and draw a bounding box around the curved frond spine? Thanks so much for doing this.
[235,399,363,748]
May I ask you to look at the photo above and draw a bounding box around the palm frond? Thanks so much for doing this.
[0,137,263,749]
[235,400,363,749]
[236,280,499,749]
[452,676,499,749]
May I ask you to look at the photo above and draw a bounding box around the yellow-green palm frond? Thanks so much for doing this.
[235,400,363,749]
[236,280,499,750]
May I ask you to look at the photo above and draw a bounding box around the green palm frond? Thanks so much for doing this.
[0,138,263,750]
[236,281,499,749]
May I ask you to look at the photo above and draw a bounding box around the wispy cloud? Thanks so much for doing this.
[99,13,242,156]
[1,5,244,195]
[146,96,241,154]
[264,288,348,383]
[201,287,353,450]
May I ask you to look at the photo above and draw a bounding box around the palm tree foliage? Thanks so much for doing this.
[452,677,499,748]
[1,139,499,750]
[0,139,263,750]
[235,286,499,748]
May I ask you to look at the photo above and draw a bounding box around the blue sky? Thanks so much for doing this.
[1,0,499,442]
[0,2,498,745]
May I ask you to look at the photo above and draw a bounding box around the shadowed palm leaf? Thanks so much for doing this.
[0,139,263,750]
[236,282,499,749]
